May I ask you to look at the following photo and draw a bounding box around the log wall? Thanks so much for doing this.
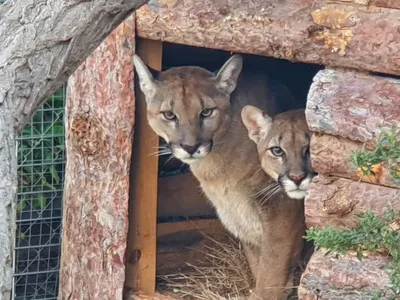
[298,249,394,300]
[300,67,400,298]
[59,15,136,300]
[136,0,400,76]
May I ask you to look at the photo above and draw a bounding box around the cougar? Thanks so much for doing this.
[133,54,314,299]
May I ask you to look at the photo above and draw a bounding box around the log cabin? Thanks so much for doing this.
[58,1,400,299]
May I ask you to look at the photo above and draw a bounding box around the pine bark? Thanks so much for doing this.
[136,0,400,76]
[305,175,400,229]
[306,69,400,146]
[298,249,394,300]
[310,133,400,189]
[59,15,137,300]
[0,1,149,297]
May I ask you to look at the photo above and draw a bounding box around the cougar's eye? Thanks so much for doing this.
[270,147,284,157]
[200,108,215,118]
[162,111,176,121]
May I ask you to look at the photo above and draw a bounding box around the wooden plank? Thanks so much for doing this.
[310,133,400,189]
[59,15,136,300]
[156,219,231,275]
[305,175,400,229]
[127,292,178,300]
[306,68,400,146]
[157,219,225,239]
[136,0,400,76]
[157,173,216,219]
[125,39,163,293]
[298,249,394,299]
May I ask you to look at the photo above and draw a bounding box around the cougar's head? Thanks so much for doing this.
[133,54,243,164]
[241,106,316,200]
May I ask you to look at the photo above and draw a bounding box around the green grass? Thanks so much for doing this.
[17,87,66,213]
[306,126,400,298]
[349,126,400,183]
[306,210,400,297]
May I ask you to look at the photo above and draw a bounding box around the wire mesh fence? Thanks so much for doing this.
[13,86,66,300]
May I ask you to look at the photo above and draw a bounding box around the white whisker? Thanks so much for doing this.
[148,150,173,157]
[164,155,175,165]
[260,185,281,206]
[252,182,279,197]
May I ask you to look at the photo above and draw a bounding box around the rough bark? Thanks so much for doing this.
[310,133,400,189]
[372,0,400,9]
[0,105,16,299]
[0,1,150,297]
[298,249,394,300]
[306,68,400,146]
[136,0,400,76]
[0,0,148,132]
[58,15,136,300]
[305,175,400,229]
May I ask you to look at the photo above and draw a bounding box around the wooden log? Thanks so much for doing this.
[298,249,394,300]
[306,68,400,146]
[305,175,400,229]
[310,133,400,189]
[136,0,400,76]
[59,16,136,300]
[157,173,216,219]
[125,39,163,294]
[372,0,400,9]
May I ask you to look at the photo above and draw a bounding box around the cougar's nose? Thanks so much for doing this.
[288,173,306,185]
[180,143,201,155]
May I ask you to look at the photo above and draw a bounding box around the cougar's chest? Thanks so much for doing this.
[200,180,263,246]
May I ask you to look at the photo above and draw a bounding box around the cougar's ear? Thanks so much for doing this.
[215,54,243,95]
[133,54,160,101]
[241,105,273,144]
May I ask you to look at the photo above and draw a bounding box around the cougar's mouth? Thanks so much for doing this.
[170,140,213,164]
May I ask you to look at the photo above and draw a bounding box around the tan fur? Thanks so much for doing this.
[241,107,316,299]
[133,54,313,300]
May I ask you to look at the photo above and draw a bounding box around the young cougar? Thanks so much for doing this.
[133,54,313,299]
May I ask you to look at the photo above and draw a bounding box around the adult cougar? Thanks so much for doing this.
[133,54,312,299]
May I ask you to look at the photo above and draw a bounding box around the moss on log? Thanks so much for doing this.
[310,133,400,189]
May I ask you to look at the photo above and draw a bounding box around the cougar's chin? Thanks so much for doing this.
[281,176,312,200]
[285,189,307,200]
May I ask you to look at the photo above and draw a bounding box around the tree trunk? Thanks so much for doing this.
[0,105,16,299]
[310,133,400,189]
[0,1,149,298]
[0,0,148,132]
[306,68,400,146]
[136,0,400,76]
[59,15,137,300]
[298,249,394,300]
[305,175,400,229]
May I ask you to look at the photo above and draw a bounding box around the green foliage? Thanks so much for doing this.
[306,209,400,297]
[17,88,65,214]
[349,125,400,183]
